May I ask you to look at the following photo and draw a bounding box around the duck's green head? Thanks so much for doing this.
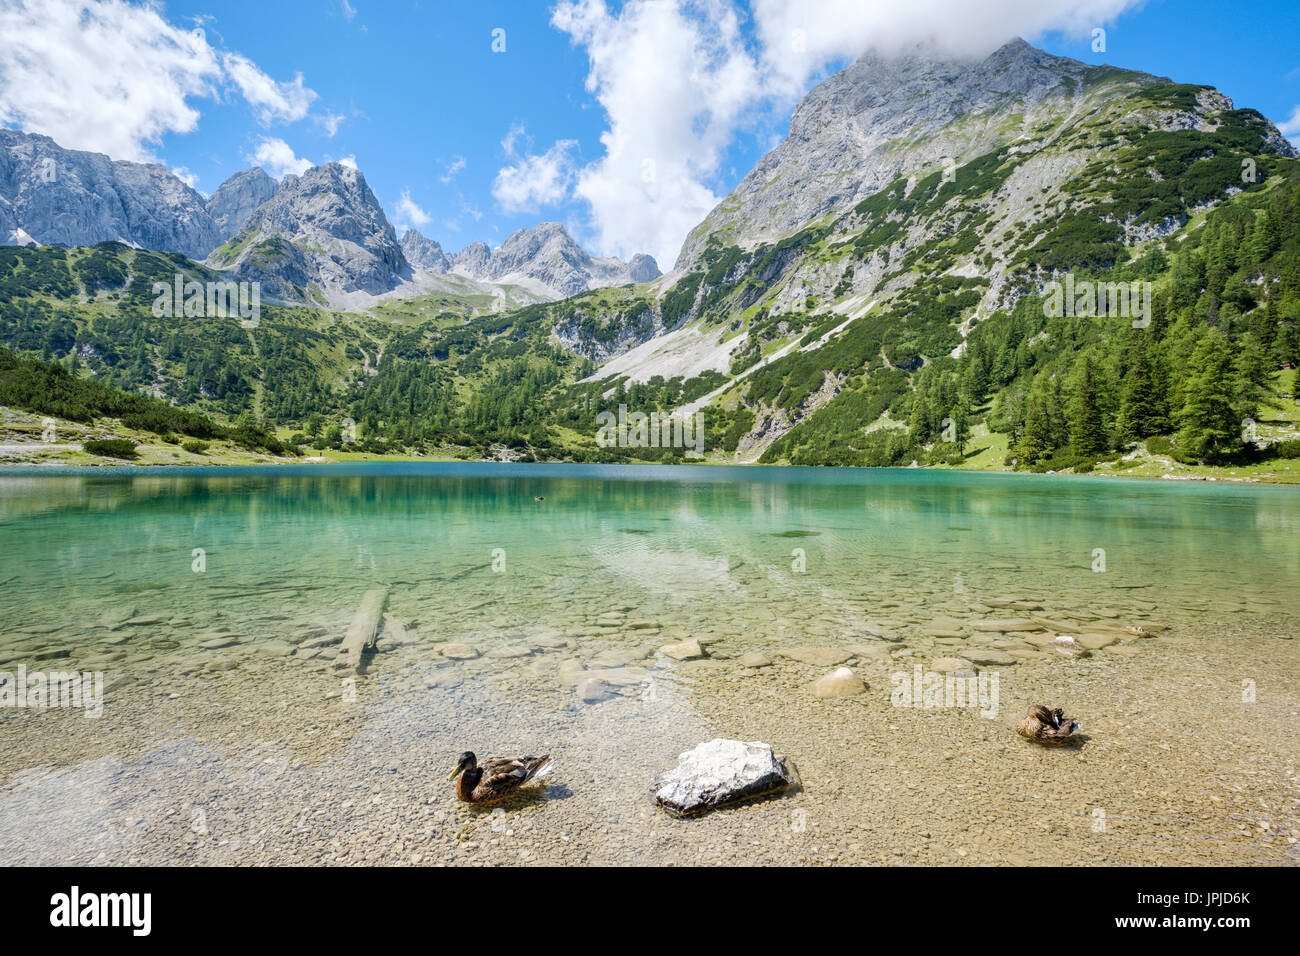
[449,751,476,779]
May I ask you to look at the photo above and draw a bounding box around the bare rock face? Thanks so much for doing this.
[655,739,796,816]
[206,167,279,239]
[676,39,1155,271]
[399,228,452,273]
[448,222,660,298]
[0,129,222,258]
[208,162,410,298]
[451,240,492,275]
[626,253,661,283]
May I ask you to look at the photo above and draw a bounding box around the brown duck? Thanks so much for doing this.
[1016,705,1081,746]
[449,751,553,804]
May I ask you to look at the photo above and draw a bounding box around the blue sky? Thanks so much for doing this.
[2,0,1298,269]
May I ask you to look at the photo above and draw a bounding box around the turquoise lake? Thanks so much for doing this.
[1,464,1298,865]
[1,464,1296,644]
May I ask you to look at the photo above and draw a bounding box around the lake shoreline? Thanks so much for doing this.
[1,454,1298,488]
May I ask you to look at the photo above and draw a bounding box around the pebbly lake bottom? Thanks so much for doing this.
[0,463,1297,866]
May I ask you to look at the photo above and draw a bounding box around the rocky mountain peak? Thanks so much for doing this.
[445,222,660,298]
[675,38,1149,270]
[399,228,451,273]
[208,161,409,299]
[451,240,492,275]
[206,167,278,239]
[0,128,222,259]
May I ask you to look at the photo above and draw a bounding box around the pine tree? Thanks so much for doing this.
[1117,336,1170,441]
[1047,375,1069,448]
[1014,390,1053,468]
[1176,330,1241,463]
[953,404,971,455]
[908,394,931,444]
[1069,356,1109,458]
[1234,331,1275,419]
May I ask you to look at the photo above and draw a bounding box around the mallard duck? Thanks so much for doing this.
[1015,704,1081,746]
[449,751,553,804]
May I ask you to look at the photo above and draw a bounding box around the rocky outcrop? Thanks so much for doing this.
[399,228,452,273]
[0,129,222,259]
[626,253,661,283]
[208,162,410,298]
[448,240,489,276]
[654,739,797,816]
[206,167,278,239]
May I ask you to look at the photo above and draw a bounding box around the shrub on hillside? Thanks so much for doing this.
[83,438,137,459]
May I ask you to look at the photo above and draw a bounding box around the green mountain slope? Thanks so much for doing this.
[3,46,1300,478]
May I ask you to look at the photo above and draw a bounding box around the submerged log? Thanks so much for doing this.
[335,589,388,674]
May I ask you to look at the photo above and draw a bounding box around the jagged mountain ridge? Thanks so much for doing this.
[401,222,660,298]
[0,129,223,259]
[587,38,1294,372]
[0,128,655,306]
[208,162,411,300]
[2,38,1297,474]
[399,228,453,273]
[676,39,1163,271]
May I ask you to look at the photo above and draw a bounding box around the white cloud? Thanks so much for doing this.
[222,52,317,125]
[338,155,358,169]
[440,155,467,184]
[550,0,761,267]
[550,0,1145,268]
[1278,105,1300,146]
[342,0,357,22]
[750,0,1142,97]
[394,188,431,228]
[250,137,313,179]
[0,0,323,163]
[501,123,528,157]
[459,195,484,222]
[492,136,578,213]
[0,0,220,162]
[320,111,346,137]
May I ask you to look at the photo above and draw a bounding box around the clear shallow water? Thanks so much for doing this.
[1,464,1298,865]
[1,464,1297,653]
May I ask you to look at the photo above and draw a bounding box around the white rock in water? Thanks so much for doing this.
[811,667,867,697]
[659,639,704,661]
[929,657,975,674]
[654,739,795,816]
[1053,635,1084,656]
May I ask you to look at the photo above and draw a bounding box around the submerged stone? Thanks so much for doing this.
[971,619,1043,632]
[811,667,867,697]
[960,648,1017,666]
[659,639,704,660]
[1077,634,1118,650]
[577,677,616,703]
[930,657,975,674]
[437,643,479,659]
[654,739,796,817]
[782,646,852,666]
[199,637,240,649]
